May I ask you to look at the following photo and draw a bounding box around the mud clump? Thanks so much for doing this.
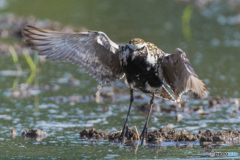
[200,130,240,144]
[148,129,240,143]
[22,129,47,141]
[79,128,240,144]
[108,129,140,142]
[147,129,165,142]
[147,128,199,143]
[80,128,139,142]
[208,97,230,108]
[80,128,108,139]
[161,104,178,113]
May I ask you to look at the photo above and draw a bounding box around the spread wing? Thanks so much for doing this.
[23,25,124,84]
[161,48,207,103]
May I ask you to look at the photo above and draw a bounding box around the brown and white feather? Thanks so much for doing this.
[161,48,207,102]
[157,85,176,102]
[23,25,124,84]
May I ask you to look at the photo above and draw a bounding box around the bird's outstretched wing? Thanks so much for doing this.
[161,48,207,105]
[23,25,124,84]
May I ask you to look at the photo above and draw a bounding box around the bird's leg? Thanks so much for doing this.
[140,93,154,145]
[120,89,134,144]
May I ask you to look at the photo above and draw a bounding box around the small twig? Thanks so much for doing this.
[135,142,139,155]
[135,126,140,140]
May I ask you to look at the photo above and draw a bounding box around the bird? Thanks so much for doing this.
[22,25,207,145]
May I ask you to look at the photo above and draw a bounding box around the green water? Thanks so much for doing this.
[0,0,240,159]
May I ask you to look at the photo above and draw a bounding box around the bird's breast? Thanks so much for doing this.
[120,47,163,93]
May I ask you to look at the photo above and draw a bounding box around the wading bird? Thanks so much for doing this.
[23,25,207,144]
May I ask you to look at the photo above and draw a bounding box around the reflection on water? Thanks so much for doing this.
[0,0,240,159]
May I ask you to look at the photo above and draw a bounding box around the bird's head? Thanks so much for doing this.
[173,48,186,55]
[127,38,146,50]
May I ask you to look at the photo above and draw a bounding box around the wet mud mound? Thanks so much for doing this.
[199,130,240,144]
[80,128,240,144]
[108,129,140,142]
[147,128,199,143]
[80,128,108,139]
[80,128,140,142]
[22,129,47,141]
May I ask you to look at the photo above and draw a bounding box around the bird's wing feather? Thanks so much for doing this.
[161,48,207,102]
[155,85,176,102]
[23,25,124,84]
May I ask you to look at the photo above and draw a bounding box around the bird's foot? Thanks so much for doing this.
[120,122,129,144]
[140,123,148,145]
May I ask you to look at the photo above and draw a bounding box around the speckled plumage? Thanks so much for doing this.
[23,26,207,144]
[119,38,172,100]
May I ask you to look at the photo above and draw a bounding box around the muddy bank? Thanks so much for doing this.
[80,128,240,144]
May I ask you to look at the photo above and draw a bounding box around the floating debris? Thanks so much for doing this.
[0,42,34,57]
[95,85,133,103]
[95,86,115,103]
[5,84,60,98]
[194,106,209,115]
[50,95,95,103]
[22,129,48,141]
[135,103,160,112]
[176,114,183,122]
[7,88,39,99]
[11,128,16,139]
[161,104,178,113]
[230,110,238,117]
[57,74,80,86]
